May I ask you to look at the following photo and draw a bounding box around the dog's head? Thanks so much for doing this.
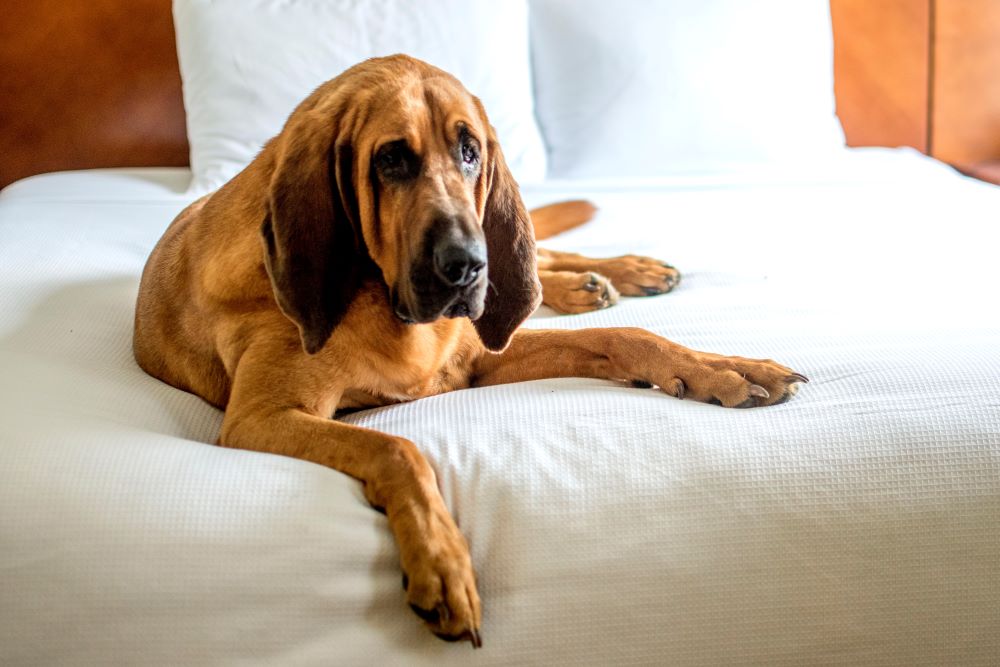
[260,55,540,355]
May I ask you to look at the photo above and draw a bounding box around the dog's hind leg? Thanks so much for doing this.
[536,249,681,313]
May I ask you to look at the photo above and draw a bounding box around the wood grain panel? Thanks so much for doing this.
[931,0,1000,165]
[0,0,187,188]
[831,0,930,151]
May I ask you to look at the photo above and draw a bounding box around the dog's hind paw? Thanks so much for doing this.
[590,254,680,297]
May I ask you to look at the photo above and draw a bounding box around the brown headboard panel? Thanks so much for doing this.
[831,0,930,153]
[0,0,188,188]
[2,1,996,189]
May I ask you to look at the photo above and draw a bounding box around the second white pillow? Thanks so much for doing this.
[529,0,846,179]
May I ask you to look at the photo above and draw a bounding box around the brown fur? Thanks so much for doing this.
[134,55,806,647]
[530,199,596,240]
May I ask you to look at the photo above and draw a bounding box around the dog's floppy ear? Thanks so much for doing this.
[261,109,362,355]
[473,134,541,352]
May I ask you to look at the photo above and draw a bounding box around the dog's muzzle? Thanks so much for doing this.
[393,218,488,324]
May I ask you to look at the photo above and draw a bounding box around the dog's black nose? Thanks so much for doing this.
[433,239,486,287]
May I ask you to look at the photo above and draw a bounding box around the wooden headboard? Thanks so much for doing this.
[0,0,188,188]
[832,0,1000,171]
[3,0,999,188]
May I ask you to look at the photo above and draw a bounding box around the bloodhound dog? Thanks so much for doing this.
[134,54,807,647]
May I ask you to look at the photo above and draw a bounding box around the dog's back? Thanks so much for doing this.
[133,170,273,409]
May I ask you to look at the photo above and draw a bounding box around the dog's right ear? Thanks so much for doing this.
[261,109,361,355]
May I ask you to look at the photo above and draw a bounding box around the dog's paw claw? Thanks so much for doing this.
[673,378,686,400]
[433,628,483,648]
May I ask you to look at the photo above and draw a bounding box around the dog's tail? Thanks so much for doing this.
[529,200,597,240]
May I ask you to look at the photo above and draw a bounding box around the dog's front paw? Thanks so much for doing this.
[592,255,680,297]
[683,355,807,407]
[399,506,482,648]
[640,351,807,408]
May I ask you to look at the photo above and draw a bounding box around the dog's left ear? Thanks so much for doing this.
[473,133,541,352]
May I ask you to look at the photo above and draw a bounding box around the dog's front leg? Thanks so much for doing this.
[473,328,807,408]
[218,367,482,647]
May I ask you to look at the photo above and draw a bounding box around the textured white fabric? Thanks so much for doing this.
[530,0,846,179]
[173,0,547,194]
[2,153,1000,665]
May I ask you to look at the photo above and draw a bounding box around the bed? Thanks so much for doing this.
[2,147,999,664]
[3,1,1000,664]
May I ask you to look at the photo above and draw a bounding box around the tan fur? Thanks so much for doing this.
[134,55,806,648]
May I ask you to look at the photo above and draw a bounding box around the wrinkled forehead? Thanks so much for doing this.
[363,76,486,150]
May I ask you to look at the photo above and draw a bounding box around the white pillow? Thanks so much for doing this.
[529,0,846,179]
[174,0,547,194]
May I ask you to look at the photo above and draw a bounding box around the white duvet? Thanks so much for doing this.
[1,150,998,665]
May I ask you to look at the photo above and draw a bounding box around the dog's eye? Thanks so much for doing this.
[461,140,479,166]
[375,141,417,181]
[456,123,481,177]
[379,147,401,168]
[376,144,404,169]
[458,136,481,179]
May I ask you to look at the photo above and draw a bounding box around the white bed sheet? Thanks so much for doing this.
[1,151,999,665]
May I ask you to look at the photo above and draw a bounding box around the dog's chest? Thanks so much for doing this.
[337,317,478,409]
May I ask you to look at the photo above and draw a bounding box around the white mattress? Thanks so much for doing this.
[1,150,999,665]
